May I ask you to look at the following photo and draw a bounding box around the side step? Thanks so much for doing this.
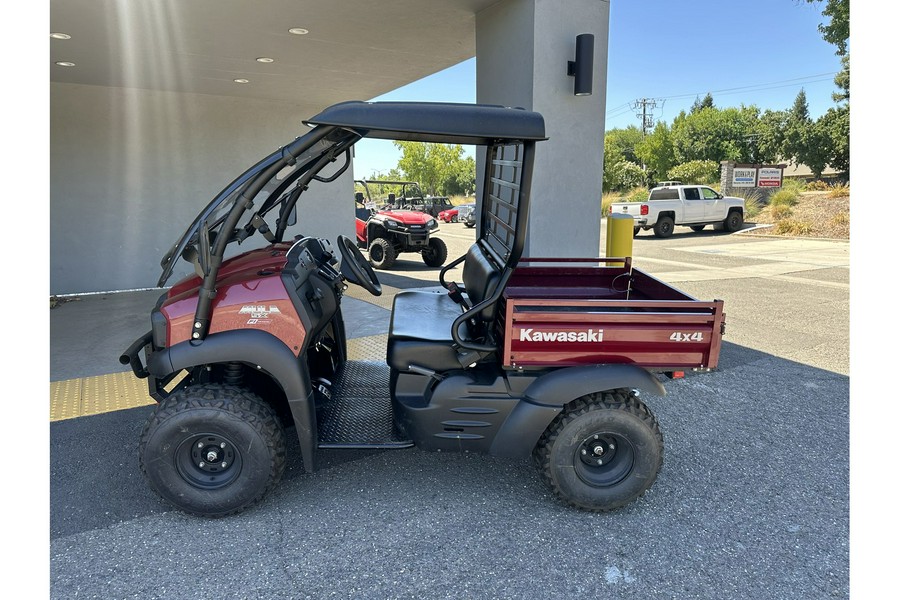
[317,360,413,449]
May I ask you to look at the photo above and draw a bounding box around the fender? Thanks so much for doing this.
[490,364,665,461]
[147,329,316,473]
[523,364,666,408]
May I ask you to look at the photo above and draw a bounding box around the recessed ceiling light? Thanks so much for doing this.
[288,28,309,35]
[50,32,71,40]
[233,78,250,84]
[256,57,275,63]
[55,61,76,67]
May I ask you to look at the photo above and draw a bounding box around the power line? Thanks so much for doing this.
[655,72,838,102]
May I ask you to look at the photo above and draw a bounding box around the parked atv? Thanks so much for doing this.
[354,181,447,269]
[121,101,726,518]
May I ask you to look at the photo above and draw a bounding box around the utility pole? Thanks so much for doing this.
[630,98,659,138]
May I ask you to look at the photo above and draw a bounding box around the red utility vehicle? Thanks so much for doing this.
[121,101,726,517]
[353,181,447,269]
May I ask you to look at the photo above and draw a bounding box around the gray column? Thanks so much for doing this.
[476,0,610,258]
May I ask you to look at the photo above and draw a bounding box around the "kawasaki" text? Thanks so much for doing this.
[519,329,603,343]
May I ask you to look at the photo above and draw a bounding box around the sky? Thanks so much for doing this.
[353,0,845,179]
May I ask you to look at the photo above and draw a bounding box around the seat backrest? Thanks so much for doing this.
[462,242,502,322]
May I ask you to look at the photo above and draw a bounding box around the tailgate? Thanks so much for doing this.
[502,297,725,371]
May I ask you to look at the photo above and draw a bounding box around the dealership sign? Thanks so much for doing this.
[732,168,757,187]
[758,167,783,187]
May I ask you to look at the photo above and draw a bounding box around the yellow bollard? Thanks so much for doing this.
[605,212,634,268]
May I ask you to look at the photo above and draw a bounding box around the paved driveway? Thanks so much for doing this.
[50,224,849,599]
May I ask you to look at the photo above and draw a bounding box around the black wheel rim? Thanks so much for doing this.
[370,245,384,262]
[574,432,634,487]
[175,433,242,489]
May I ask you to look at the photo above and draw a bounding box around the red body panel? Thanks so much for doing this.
[500,263,725,371]
[162,245,307,355]
[378,209,432,225]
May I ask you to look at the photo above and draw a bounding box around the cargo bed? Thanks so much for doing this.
[499,258,725,372]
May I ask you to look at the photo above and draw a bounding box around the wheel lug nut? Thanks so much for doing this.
[220,443,226,449]
[597,459,603,465]
[197,442,204,449]
[221,462,228,468]
[593,434,599,440]
[609,443,615,450]
[199,461,205,467]
[581,449,587,455]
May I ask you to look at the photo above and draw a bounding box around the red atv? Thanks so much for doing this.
[354,180,447,269]
[121,101,726,517]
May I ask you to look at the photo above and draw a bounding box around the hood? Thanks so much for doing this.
[167,243,292,298]
[376,209,433,225]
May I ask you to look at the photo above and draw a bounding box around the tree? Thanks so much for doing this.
[394,141,470,196]
[690,93,715,114]
[806,0,849,55]
[820,105,849,176]
[604,126,643,163]
[755,109,789,164]
[832,54,849,103]
[667,160,720,185]
[671,105,759,164]
[635,122,676,183]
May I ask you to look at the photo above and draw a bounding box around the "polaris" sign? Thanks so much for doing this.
[519,328,603,343]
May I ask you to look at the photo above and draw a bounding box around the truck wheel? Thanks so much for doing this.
[451,215,458,223]
[421,237,448,267]
[368,238,396,269]
[139,384,286,517]
[465,222,475,228]
[653,216,675,238]
[533,390,663,512]
[724,210,744,232]
[690,225,706,232]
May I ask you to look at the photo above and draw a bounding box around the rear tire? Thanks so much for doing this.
[533,389,663,512]
[139,384,286,517]
[724,210,744,232]
[451,215,458,223]
[653,216,675,238]
[368,237,396,269]
[422,237,448,267]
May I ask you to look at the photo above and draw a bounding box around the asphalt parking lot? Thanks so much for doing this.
[49,222,850,599]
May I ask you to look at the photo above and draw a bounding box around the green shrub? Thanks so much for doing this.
[769,188,799,207]
[626,187,649,202]
[770,204,793,220]
[781,178,806,194]
[773,219,812,235]
[667,160,719,184]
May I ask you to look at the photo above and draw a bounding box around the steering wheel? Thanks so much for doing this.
[336,235,382,296]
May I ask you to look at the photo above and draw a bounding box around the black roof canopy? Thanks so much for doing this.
[305,101,546,145]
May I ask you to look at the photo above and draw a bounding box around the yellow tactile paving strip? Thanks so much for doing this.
[50,336,388,422]
[50,371,156,422]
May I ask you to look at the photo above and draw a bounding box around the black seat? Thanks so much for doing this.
[387,242,502,373]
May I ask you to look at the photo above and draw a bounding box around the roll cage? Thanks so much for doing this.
[160,100,546,342]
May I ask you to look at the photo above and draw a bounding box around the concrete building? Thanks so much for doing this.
[50,0,610,294]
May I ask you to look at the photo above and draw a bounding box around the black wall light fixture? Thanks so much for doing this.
[567,33,594,96]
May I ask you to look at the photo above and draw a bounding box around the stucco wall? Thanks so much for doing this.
[50,83,354,294]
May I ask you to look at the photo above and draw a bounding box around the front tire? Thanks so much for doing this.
[653,216,675,238]
[368,237,397,269]
[421,237,448,267]
[139,384,286,517]
[534,390,663,512]
[724,210,744,232]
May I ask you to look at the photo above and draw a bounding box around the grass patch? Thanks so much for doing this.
[773,219,813,236]
[830,211,850,227]
[781,178,806,194]
[626,187,649,202]
[600,192,621,217]
[770,204,793,220]
[804,180,831,191]
[826,184,850,198]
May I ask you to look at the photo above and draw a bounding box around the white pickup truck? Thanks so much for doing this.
[610,185,745,238]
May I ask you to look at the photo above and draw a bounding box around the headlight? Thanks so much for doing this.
[385,219,399,228]
[427,219,437,228]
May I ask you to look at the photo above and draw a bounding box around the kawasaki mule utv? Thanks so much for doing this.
[121,101,726,517]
